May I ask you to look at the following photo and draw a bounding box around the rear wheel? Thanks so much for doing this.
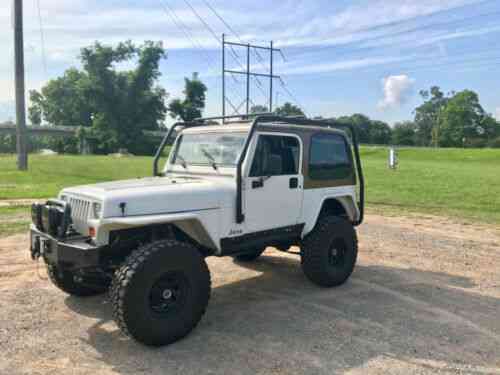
[47,265,108,297]
[301,216,358,287]
[110,240,211,346]
[234,247,266,262]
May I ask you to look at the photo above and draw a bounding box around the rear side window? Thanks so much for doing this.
[309,134,352,180]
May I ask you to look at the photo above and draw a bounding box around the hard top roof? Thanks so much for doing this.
[181,120,348,136]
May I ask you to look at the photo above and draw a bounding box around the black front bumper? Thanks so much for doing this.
[30,225,103,270]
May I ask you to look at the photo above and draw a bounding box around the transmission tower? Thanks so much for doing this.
[222,34,281,119]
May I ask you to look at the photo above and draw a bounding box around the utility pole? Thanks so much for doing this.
[269,40,273,112]
[13,0,28,170]
[222,33,226,123]
[245,43,250,116]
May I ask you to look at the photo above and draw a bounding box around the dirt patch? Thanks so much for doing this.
[1,214,499,374]
[0,199,39,207]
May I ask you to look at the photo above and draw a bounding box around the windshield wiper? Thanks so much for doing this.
[176,155,188,169]
[201,148,218,170]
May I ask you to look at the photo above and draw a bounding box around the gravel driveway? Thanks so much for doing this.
[1,214,499,375]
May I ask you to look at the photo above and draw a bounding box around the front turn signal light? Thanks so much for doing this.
[89,227,96,237]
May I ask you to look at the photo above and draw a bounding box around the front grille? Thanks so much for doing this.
[69,197,91,234]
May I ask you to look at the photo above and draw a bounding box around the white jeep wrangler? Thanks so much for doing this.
[30,115,365,346]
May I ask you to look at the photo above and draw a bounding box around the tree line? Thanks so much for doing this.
[1,40,499,154]
[318,87,500,148]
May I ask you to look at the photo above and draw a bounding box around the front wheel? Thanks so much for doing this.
[301,216,358,287]
[110,240,211,346]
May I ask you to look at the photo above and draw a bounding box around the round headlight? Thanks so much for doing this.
[92,202,102,219]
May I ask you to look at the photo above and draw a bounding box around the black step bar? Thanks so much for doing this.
[153,114,364,226]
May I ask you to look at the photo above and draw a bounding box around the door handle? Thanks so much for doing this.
[252,178,264,189]
[289,177,299,189]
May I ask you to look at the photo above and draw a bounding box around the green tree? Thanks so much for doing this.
[337,114,371,143]
[168,73,207,122]
[28,68,93,127]
[437,90,490,147]
[82,40,167,154]
[274,102,304,117]
[414,86,449,146]
[29,40,168,154]
[250,105,268,114]
[28,90,43,126]
[482,115,500,146]
[369,120,392,144]
[392,121,416,146]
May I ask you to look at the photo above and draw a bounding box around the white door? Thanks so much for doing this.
[244,133,303,233]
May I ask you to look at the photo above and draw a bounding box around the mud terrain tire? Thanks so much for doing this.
[110,240,211,346]
[301,216,358,287]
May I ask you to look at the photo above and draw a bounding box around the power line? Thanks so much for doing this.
[278,78,308,117]
[182,0,252,73]
[182,0,221,43]
[158,0,217,69]
[158,0,250,113]
[388,56,500,73]
[198,0,305,113]
[163,0,305,115]
[317,0,498,49]
[35,0,48,79]
[297,8,500,59]
[201,0,291,105]
[307,52,500,77]
[181,0,269,97]
[201,0,269,69]
[392,50,500,70]
[201,0,239,43]
[378,60,500,77]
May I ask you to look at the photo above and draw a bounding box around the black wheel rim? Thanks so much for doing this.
[149,271,189,315]
[328,239,346,267]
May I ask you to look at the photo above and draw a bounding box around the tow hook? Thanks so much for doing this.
[31,236,41,260]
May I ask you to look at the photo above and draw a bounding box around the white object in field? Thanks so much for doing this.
[39,149,58,156]
[389,148,398,169]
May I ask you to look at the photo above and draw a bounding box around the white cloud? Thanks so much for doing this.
[378,75,415,109]
[496,107,500,121]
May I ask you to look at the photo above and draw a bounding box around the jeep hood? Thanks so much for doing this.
[61,177,234,218]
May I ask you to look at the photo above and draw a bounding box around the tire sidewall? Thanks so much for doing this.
[114,241,210,346]
[301,216,358,287]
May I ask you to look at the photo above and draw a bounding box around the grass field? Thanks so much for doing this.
[361,147,500,223]
[0,147,499,235]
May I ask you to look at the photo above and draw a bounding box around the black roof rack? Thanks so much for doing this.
[153,115,364,226]
[193,112,273,123]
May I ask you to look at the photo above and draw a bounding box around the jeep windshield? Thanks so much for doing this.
[172,133,247,168]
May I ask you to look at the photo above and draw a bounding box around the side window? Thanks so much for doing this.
[249,135,300,177]
[309,134,352,180]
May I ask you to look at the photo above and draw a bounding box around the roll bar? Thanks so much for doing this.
[153,121,197,177]
[152,114,365,226]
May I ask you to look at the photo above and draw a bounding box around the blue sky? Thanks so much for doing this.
[1,0,499,125]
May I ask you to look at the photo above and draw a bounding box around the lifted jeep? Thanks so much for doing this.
[29,115,365,346]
